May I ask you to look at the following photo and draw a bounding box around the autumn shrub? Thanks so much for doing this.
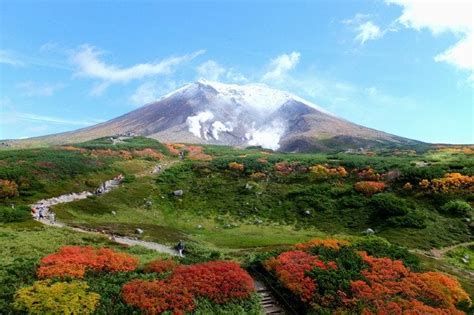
[295,239,349,251]
[354,181,385,196]
[309,164,347,179]
[122,279,195,315]
[170,260,254,304]
[13,280,100,314]
[262,240,471,314]
[441,200,472,216]
[357,167,380,181]
[249,171,267,180]
[144,259,179,274]
[37,246,138,279]
[228,162,245,172]
[274,161,293,174]
[122,260,255,314]
[349,252,471,314]
[419,172,474,193]
[0,179,19,198]
[264,250,336,302]
[132,148,165,160]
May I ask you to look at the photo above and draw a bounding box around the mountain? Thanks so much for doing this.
[6,80,421,152]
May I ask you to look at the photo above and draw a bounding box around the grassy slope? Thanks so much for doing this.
[1,139,473,304]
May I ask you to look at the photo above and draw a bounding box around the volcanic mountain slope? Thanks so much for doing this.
[8,80,420,152]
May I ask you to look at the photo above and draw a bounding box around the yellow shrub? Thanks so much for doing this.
[14,280,100,314]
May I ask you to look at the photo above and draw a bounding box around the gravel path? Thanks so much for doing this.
[30,165,178,256]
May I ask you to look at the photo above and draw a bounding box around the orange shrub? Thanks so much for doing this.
[309,164,348,179]
[165,143,182,156]
[37,246,139,279]
[132,148,164,160]
[354,181,385,196]
[357,167,381,181]
[186,145,212,161]
[0,179,19,198]
[250,172,267,180]
[295,239,350,251]
[349,252,471,314]
[264,250,336,302]
[228,162,244,172]
[419,173,474,193]
[274,162,293,174]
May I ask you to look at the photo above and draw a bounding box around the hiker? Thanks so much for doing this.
[49,212,56,224]
[39,208,44,219]
[177,240,185,257]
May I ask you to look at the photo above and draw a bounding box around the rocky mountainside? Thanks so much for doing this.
[8,80,420,152]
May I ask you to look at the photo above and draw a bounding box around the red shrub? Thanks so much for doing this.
[144,259,179,274]
[274,162,293,174]
[354,181,385,196]
[357,167,381,181]
[349,252,471,314]
[264,251,335,302]
[122,280,195,315]
[170,260,254,304]
[37,246,138,279]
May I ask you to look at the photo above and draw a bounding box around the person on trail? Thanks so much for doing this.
[39,208,44,219]
[49,212,56,224]
[177,240,185,257]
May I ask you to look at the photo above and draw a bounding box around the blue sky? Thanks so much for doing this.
[0,0,472,143]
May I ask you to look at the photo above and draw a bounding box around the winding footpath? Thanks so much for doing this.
[30,163,179,256]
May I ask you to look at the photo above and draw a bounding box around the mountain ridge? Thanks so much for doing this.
[4,80,422,151]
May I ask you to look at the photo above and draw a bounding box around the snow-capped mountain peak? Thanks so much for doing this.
[165,80,331,115]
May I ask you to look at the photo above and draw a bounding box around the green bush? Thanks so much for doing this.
[0,206,31,223]
[387,210,427,229]
[352,237,420,270]
[370,193,409,218]
[441,200,472,217]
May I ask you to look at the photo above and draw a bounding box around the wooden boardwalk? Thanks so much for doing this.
[254,280,286,315]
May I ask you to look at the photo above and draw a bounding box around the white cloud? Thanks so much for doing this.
[0,50,25,66]
[344,14,385,44]
[71,45,205,93]
[130,81,160,106]
[386,0,473,72]
[434,33,473,71]
[196,60,248,83]
[355,21,383,44]
[17,81,65,97]
[387,0,472,35]
[261,52,300,81]
[129,80,180,106]
[197,60,226,81]
[11,112,104,126]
